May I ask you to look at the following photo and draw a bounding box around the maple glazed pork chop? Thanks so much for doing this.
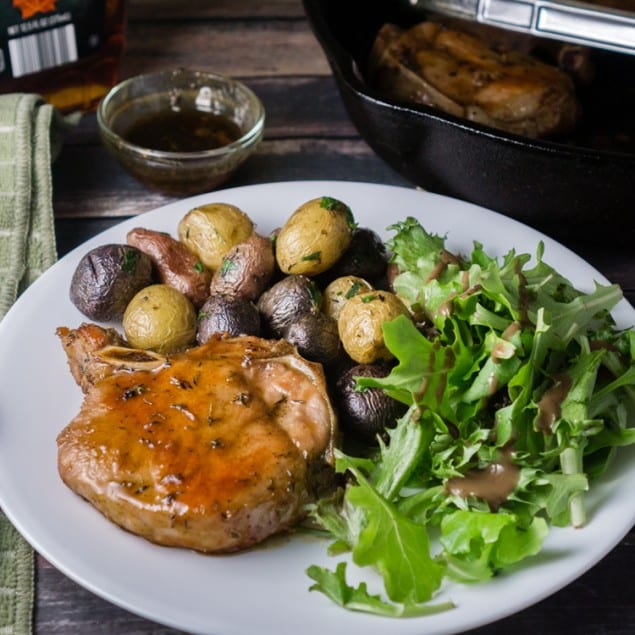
[56,323,337,553]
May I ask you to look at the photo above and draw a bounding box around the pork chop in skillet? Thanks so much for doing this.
[56,323,337,553]
[368,21,580,138]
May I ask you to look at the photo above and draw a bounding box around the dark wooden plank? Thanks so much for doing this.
[35,556,186,634]
[55,218,125,257]
[120,19,330,79]
[556,239,635,292]
[52,155,635,293]
[52,137,410,217]
[128,0,306,21]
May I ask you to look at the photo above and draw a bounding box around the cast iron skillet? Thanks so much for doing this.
[303,0,634,237]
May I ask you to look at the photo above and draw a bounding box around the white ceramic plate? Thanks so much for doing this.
[0,181,633,635]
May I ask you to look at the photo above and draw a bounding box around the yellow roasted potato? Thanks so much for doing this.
[338,290,409,364]
[322,275,374,322]
[123,284,197,353]
[177,203,253,270]
[275,196,355,276]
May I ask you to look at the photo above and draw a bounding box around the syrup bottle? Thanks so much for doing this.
[0,0,127,112]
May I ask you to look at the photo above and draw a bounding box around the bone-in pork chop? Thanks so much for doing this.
[368,22,579,138]
[56,324,337,553]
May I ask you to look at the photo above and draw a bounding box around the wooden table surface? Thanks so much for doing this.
[36,0,635,632]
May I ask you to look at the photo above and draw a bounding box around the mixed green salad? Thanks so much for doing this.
[307,217,635,617]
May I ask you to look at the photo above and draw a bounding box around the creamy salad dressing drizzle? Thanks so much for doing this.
[537,375,573,433]
[445,448,520,510]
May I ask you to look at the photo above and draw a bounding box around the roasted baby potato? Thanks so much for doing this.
[123,284,197,353]
[334,363,407,443]
[275,196,355,276]
[177,203,254,270]
[338,290,409,364]
[284,312,340,364]
[69,244,153,321]
[209,233,275,301]
[322,275,374,322]
[324,227,389,284]
[197,294,261,342]
[127,227,211,308]
[257,274,321,337]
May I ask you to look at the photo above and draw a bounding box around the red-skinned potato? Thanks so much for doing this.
[127,227,211,308]
[209,233,275,301]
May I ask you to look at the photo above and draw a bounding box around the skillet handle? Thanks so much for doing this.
[477,0,635,55]
[411,0,635,55]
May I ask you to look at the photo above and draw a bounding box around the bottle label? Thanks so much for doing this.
[0,0,106,79]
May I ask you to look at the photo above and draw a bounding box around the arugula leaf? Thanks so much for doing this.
[537,472,589,526]
[356,316,451,409]
[307,562,454,617]
[440,510,548,582]
[370,408,433,499]
[312,420,444,606]
[345,470,444,605]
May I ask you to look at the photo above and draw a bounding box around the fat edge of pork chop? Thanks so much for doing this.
[56,324,337,553]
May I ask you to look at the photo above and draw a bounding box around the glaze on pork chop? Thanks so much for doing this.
[57,324,337,553]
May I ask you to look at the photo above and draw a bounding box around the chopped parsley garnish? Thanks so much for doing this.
[220,258,237,276]
[320,196,357,230]
[307,280,321,305]
[345,281,364,299]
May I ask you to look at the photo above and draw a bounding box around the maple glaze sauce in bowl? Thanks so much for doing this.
[97,67,265,195]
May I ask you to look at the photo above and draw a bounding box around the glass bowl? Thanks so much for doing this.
[97,68,265,195]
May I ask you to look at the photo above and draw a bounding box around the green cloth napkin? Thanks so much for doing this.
[0,93,61,313]
[0,93,74,634]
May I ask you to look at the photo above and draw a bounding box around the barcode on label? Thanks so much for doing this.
[8,24,78,78]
